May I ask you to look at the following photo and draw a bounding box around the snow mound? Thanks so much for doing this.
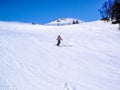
[47,18,83,26]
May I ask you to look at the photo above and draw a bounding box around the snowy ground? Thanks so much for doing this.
[0,21,120,90]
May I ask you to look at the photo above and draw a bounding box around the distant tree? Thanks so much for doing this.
[76,20,79,24]
[73,20,76,24]
[111,0,120,29]
[99,0,114,21]
[32,22,36,25]
[99,0,120,29]
[57,20,60,22]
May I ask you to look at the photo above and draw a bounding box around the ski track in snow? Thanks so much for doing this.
[0,21,120,90]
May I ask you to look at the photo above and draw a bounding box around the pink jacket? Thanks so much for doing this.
[56,36,63,40]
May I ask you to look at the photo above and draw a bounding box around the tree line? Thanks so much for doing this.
[99,0,120,29]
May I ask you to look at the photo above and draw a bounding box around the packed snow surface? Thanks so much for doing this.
[0,21,120,90]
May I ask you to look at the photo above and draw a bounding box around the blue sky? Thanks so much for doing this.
[0,0,106,24]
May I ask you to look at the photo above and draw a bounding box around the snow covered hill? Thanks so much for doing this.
[46,18,83,26]
[0,20,120,90]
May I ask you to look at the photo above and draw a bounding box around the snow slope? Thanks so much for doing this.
[0,20,120,90]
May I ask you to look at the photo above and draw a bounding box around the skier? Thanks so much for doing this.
[56,35,63,46]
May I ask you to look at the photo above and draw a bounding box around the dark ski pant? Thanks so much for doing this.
[57,40,61,46]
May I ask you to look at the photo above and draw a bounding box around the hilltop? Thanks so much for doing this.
[46,17,83,26]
